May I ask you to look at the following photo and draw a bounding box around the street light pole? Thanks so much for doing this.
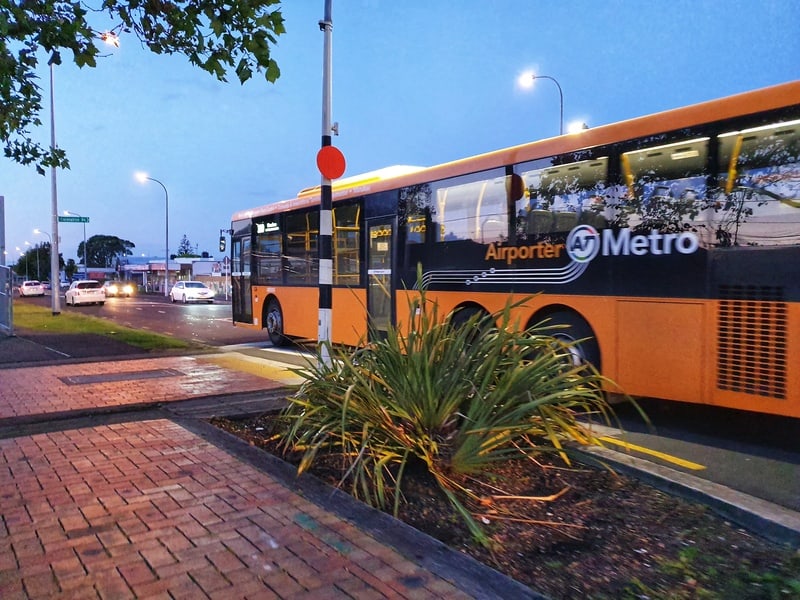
[64,210,88,276]
[136,173,169,296]
[49,56,61,315]
[518,72,564,136]
[43,35,116,314]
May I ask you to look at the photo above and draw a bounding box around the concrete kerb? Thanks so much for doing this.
[0,388,294,434]
[580,445,800,548]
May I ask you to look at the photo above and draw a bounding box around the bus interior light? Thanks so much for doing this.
[671,149,700,160]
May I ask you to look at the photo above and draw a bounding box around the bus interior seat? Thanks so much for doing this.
[528,210,554,236]
[579,210,607,229]
[553,211,578,232]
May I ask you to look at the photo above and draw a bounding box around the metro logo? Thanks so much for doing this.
[565,225,601,263]
[602,228,700,256]
[566,225,700,262]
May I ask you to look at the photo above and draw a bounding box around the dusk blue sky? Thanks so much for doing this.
[2,1,799,266]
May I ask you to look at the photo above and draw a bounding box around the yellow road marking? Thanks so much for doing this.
[200,354,304,385]
[599,436,706,471]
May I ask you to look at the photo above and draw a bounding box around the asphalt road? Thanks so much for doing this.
[18,292,266,347]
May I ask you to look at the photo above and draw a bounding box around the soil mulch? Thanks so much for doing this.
[211,414,800,600]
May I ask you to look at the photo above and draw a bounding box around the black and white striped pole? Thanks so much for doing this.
[317,0,345,366]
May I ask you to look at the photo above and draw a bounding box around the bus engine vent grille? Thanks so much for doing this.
[717,285,786,399]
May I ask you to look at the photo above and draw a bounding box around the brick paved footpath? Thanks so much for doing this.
[0,356,538,599]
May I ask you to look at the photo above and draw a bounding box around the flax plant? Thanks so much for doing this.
[279,283,626,544]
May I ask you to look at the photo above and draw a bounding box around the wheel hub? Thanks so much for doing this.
[266,311,282,334]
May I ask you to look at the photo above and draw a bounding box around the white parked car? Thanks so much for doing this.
[170,281,215,304]
[18,280,45,297]
[65,280,105,306]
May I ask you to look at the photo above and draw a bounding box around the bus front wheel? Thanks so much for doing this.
[265,299,287,347]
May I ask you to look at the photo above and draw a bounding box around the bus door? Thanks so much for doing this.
[366,218,395,341]
[231,235,252,324]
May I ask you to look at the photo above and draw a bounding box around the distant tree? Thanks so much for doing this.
[14,243,65,281]
[78,235,135,268]
[65,258,77,281]
[176,234,200,258]
[2,1,285,174]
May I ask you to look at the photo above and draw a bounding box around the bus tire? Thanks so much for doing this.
[449,306,484,329]
[265,299,287,347]
[448,305,491,344]
[538,310,601,371]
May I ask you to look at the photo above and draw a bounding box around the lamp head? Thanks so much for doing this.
[517,70,536,90]
[135,171,149,184]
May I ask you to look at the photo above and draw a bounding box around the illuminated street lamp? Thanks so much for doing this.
[135,172,169,296]
[567,120,590,134]
[64,210,88,276]
[517,71,564,136]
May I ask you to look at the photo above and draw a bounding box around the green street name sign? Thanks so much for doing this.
[58,216,89,223]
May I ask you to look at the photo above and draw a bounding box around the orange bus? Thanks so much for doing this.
[230,81,800,418]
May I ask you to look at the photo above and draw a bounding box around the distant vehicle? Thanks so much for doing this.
[65,280,105,306]
[103,280,135,298]
[18,280,45,297]
[170,281,215,304]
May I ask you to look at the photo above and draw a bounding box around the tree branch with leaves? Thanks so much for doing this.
[1,0,285,174]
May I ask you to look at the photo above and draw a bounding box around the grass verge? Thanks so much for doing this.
[13,303,195,351]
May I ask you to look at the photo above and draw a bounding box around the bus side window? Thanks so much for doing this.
[333,204,360,285]
[241,237,251,276]
[619,138,708,233]
[232,238,242,273]
[284,211,319,285]
[516,156,609,241]
[401,183,433,245]
[429,169,507,244]
[715,118,800,247]
[254,220,282,284]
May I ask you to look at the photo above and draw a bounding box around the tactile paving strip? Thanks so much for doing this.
[58,368,184,385]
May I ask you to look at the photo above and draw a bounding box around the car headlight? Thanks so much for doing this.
[123,284,133,295]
